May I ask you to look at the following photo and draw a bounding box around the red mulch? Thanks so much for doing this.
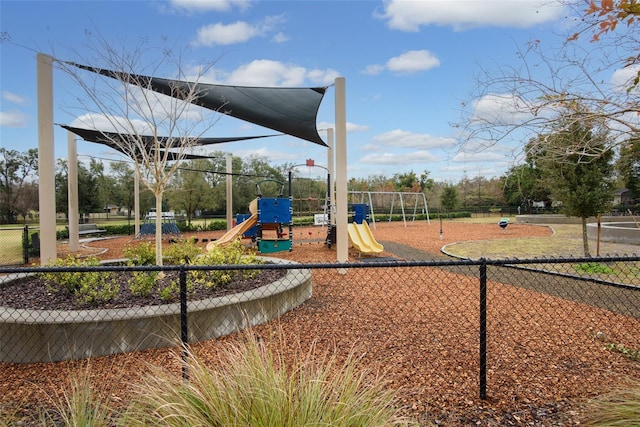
[3,221,639,426]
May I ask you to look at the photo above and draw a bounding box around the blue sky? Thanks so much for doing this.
[1,0,579,182]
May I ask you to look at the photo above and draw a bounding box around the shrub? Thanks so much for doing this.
[164,237,202,264]
[189,239,262,289]
[40,256,118,305]
[128,271,159,298]
[575,262,615,275]
[123,242,155,266]
[205,220,228,231]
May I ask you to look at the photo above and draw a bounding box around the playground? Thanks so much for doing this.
[49,215,640,263]
[4,218,640,426]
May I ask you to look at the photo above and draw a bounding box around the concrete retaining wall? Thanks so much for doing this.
[0,258,312,363]
[586,222,640,245]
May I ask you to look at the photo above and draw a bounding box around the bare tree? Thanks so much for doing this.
[457,0,640,163]
[55,34,221,265]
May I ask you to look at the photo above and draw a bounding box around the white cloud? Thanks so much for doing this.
[195,15,285,46]
[364,50,440,75]
[2,91,28,105]
[373,129,455,149]
[226,60,306,86]
[386,50,440,74]
[71,113,154,134]
[363,64,385,76]
[450,150,508,163]
[272,32,289,43]
[232,147,299,162]
[610,65,640,92]
[379,0,566,32]
[307,68,341,85]
[196,21,259,45]
[360,150,439,165]
[471,93,535,125]
[170,0,251,12]
[0,110,28,127]
[317,121,370,133]
[220,59,339,87]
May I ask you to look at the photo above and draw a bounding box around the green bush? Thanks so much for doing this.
[103,224,135,236]
[575,262,615,275]
[164,237,202,264]
[40,256,119,305]
[123,242,156,266]
[206,220,229,231]
[128,271,159,298]
[189,239,263,289]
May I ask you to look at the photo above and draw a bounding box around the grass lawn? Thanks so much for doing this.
[0,227,25,265]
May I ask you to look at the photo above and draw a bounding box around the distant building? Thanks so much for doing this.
[612,188,633,207]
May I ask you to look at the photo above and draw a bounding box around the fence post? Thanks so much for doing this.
[23,225,29,265]
[479,258,487,400]
[180,266,189,380]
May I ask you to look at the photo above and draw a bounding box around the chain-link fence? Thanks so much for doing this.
[0,225,38,266]
[1,256,639,424]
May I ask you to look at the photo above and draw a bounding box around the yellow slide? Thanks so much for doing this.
[206,214,258,250]
[347,221,384,254]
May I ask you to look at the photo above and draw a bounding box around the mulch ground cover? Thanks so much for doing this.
[2,220,639,426]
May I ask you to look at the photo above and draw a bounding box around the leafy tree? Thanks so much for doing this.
[392,171,420,192]
[502,161,551,211]
[90,159,119,218]
[0,148,38,223]
[440,184,459,214]
[109,161,137,220]
[533,111,615,256]
[615,134,640,202]
[419,170,435,192]
[13,181,39,224]
[166,159,215,226]
[55,159,102,222]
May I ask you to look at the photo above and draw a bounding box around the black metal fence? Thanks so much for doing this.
[0,225,38,266]
[1,257,639,424]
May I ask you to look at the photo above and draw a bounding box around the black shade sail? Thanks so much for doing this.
[68,62,329,147]
[61,124,278,161]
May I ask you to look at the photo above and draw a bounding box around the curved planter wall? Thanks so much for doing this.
[0,258,312,363]
[586,222,640,245]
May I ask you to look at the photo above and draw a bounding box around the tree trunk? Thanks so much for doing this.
[155,195,163,266]
[581,216,591,257]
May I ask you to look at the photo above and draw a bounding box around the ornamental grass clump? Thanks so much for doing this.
[121,330,416,427]
[39,364,115,427]
[582,379,640,426]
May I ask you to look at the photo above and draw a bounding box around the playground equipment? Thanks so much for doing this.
[255,179,293,253]
[346,203,383,254]
[138,210,181,237]
[498,218,509,233]
[348,191,430,228]
[209,180,293,253]
[207,200,259,249]
[289,163,335,249]
[347,221,384,254]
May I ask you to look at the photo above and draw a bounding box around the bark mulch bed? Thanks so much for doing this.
[2,221,639,426]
